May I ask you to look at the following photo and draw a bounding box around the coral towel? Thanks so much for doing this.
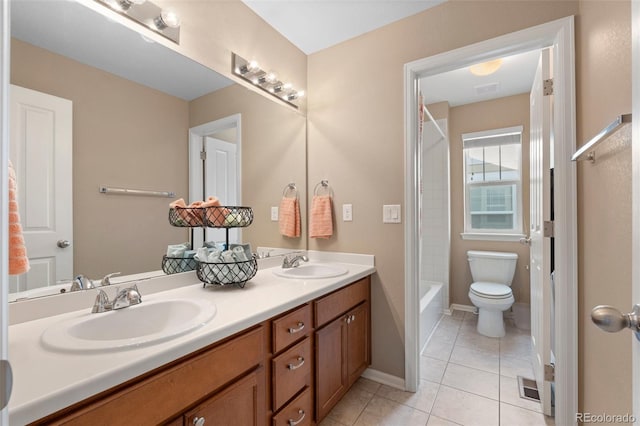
[309,195,333,239]
[279,197,301,238]
[8,161,29,275]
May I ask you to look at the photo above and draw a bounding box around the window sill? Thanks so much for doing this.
[460,233,526,242]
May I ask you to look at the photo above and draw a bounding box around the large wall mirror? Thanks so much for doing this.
[9,0,307,300]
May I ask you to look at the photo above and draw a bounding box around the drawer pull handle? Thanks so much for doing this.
[288,409,306,426]
[288,321,305,334]
[288,356,305,370]
[193,416,206,426]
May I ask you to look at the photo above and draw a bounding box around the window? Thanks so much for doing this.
[462,126,523,238]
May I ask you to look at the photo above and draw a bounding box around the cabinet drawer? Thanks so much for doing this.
[314,277,370,328]
[272,336,312,411]
[272,387,312,426]
[272,304,312,353]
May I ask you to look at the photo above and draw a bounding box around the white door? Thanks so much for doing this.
[529,48,553,416]
[632,1,639,418]
[188,115,241,250]
[9,85,73,292]
[204,137,238,245]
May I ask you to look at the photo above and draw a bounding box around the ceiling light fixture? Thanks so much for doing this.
[232,53,305,108]
[469,59,503,76]
[96,0,181,44]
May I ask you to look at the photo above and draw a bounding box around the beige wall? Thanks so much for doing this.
[11,39,188,278]
[189,85,307,250]
[576,0,632,418]
[449,94,531,306]
[308,0,578,378]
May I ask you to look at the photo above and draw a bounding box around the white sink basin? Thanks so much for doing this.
[272,264,349,279]
[41,299,216,353]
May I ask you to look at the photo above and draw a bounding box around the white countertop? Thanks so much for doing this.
[8,251,375,425]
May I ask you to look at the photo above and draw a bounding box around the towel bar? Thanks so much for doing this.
[571,114,632,162]
[99,186,176,198]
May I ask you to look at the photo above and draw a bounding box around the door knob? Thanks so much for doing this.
[57,239,71,248]
[591,304,640,341]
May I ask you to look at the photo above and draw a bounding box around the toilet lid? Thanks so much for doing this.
[470,282,513,299]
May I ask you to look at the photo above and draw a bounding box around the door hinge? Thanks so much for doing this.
[543,78,554,96]
[200,150,206,160]
[544,363,555,382]
[543,220,554,238]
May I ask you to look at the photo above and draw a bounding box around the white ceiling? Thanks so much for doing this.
[421,49,542,107]
[241,0,447,55]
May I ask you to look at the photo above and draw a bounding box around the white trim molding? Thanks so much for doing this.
[404,15,577,425]
[361,368,405,391]
[631,0,639,420]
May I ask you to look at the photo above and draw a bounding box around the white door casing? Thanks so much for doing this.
[404,16,577,425]
[529,48,553,416]
[9,85,72,292]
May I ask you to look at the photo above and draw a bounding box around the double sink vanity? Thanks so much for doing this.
[8,251,375,425]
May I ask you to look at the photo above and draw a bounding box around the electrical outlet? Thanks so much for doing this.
[271,206,279,221]
[343,204,353,221]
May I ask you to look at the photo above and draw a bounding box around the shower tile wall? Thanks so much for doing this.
[421,119,450,293]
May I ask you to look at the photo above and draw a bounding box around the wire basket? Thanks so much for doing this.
[204,206,254,228]
[196,257,258,288]
[169,206,254,228]
[168,207,205,227]
[162,255,198,275]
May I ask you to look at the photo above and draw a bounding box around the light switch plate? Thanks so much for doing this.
[383,204,401,223]
[271,206,279,221]
[343,204,353,221]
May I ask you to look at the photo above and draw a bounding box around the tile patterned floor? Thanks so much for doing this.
[319,310,555,426]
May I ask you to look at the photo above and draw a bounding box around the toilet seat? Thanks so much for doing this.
[470,282,512,299]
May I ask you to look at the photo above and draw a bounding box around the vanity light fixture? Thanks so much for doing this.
[232,53,304,108]
[95,0,181,44]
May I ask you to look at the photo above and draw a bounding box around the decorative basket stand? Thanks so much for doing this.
[166,205,257,288]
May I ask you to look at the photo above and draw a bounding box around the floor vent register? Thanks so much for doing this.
[517,376,541,402]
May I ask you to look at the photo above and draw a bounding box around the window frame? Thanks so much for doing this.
[461,125,524,240]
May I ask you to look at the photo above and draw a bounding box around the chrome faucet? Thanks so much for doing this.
[282,253,309,269]
[70,274,94,291]
[91,284,142,313]
[100,272,121,286]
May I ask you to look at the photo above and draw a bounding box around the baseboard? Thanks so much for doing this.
[449,303,476,313]
[361,368,405,390]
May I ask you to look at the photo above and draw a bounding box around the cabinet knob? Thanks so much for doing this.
[288,409,306,426]
[193,417,205,426]
[287,356,305,370]
[288,321,305,334]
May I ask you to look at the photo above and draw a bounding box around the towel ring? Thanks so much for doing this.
[314,180,333,197]
[282,183,298,199]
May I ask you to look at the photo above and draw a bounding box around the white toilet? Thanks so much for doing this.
[467,250,518,338]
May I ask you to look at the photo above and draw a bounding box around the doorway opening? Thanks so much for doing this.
[404,16,577,425]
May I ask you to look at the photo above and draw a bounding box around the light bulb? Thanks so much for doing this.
[155,9,181,30]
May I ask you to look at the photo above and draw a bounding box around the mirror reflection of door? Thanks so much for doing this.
[189,115,241,250]
[204,136,238,245]
[9,85,73,294]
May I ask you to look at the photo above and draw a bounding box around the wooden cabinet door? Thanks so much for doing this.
[185,368,264,426]
[346,302,370,386]
[314,315,348,421]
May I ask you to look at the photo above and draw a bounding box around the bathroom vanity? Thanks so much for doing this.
[7,252,374,425]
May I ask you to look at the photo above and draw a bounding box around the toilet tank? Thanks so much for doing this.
[467,251,518,285]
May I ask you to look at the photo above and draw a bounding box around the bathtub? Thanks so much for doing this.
[419,280,444,352]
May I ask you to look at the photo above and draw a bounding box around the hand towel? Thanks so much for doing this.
[279,197,301,238]
[169,198,200,226]
[8,161,30,275]
[202,196,230,226]
[309,195,333,239]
